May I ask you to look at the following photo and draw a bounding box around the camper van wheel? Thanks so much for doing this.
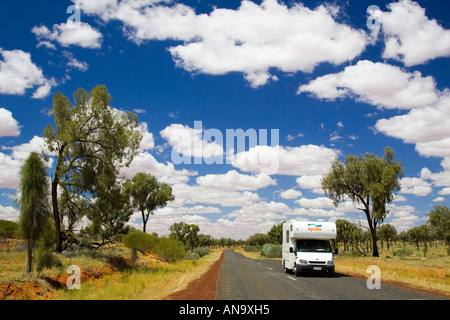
[294,265,300,277]
[283,261,289,273]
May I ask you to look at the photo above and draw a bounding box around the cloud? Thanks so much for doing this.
[0,48,53,98]
[375,93,450,159]
[0,108,20,137]
[399,177,433,197]
[0,152,22,190]
[137,122,155,151]
[2,135,56,160]
[119,151,197,185]
[438,187,450,195]
[196,170,276,191]
[73,0,367,87]
[0,204,20,221]
[63,51,89,72]
[154,205,222,216]
[232,144,338,176]
[279,189,302,199]
[160,123,223,160]
[296,175,325,194]
[170,183,260,207]
[386,204,420,232]
[295,196,359,213]
[298,60,440,110]
[378,0,450,66]
[32,21,103,49]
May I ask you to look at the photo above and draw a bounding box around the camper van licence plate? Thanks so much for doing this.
[313,267,322,271]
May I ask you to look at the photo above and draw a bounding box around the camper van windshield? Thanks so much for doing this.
[296,240,332,253]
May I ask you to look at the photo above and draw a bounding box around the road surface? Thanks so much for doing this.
[215,250,447,300]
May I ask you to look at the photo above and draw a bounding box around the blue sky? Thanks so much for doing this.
[0,0,449,239]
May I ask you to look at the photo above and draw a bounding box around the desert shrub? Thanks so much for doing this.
[184,252,200,260]
[244,245,258,252]
[122,231,158,254]
[153,236,186,262]
[393,247,413,258]
[260,243,282,258]
[194,247,209,258]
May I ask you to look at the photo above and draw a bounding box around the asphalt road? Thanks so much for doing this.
[215,250,447,300]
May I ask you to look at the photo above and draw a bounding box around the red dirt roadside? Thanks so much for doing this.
[166,251,224,300]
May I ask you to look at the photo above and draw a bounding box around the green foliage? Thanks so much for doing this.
[393,247,413,258]
[19,152,50,241]
[267,222,284,244]
[322,147,404,257]
[44,85,142,251]
[428,205,450,247]
[184,252,200,260]
[153,236,186,263]
[36,218,58,272]
[18,152,50,273]
[246,233,270,247]
[260,244,282,258]
[377,224,397,250]
[122,231,158,253]
[193,247,209,258]
[87,176,133,246]
[169,222,200,251]
[0,220,19,238]
[125,173,175,233]
[243,245,259,252]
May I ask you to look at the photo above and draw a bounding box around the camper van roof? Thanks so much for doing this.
[289,221,336,240]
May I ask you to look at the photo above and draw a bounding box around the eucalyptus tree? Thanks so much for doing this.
[124,172,174,233]
[44,85,142,252]
[322,147,404,257]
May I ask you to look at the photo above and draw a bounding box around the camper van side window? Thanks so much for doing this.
[290,225,293,232]
[286,231,289,243]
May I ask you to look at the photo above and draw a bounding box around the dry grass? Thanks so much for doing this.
[0,241,225,300]
[335,244,450,297]
[57,247,225,300]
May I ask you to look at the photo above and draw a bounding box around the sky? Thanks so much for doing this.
[0,0,449,240]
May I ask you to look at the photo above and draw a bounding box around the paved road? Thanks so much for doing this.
[215,250,447,300]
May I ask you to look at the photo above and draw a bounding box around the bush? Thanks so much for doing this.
[194,247,209,258]
[260,243,282,258]
[122,230,158,254]
[244,245,258,252]
[393,247,413,258]
[0,219,18,238]
[153,236,186,262]
[184,252,200,260]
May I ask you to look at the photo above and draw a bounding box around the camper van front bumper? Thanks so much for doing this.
[296,264,335,273]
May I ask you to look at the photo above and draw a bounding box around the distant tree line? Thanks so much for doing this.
[335,204,450,256]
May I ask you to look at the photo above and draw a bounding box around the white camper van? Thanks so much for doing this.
[282,221,337,276]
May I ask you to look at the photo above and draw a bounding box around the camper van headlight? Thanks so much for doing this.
[327,259,334,265]
[299,259,308,264]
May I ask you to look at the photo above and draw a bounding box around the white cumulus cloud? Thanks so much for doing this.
[73,0,367,87]
[0,48,53,98]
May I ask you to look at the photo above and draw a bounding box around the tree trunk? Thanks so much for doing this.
[141,210,147,233]
[26,237,33,273]
[369,227,379,257]
[52,179,62,253]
